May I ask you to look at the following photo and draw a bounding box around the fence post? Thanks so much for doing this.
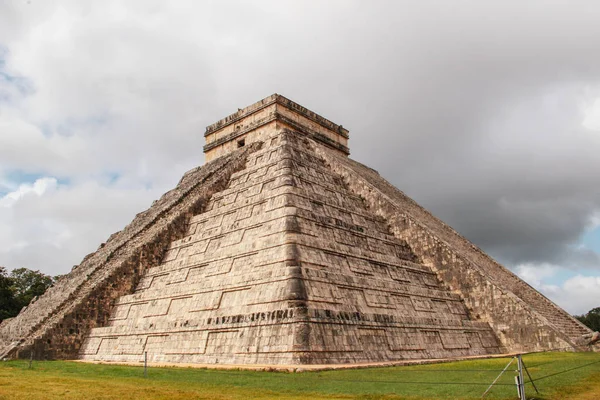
[517,354,526,400]
[144,351,148,378]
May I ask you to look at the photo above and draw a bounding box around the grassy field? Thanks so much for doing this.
[1,352,599,399]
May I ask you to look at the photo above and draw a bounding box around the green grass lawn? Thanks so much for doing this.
[0,352,599,399]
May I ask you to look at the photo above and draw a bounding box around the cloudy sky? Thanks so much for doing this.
[0,0,599,314]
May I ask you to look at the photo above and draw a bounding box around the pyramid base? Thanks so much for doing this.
[74,352,530,372]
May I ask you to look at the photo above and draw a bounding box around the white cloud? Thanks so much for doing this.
[516,263,600,314]
[0,175,162,274]
[516,263,560,287]
[583,98,600,131]
[0,177,57,208]
[542,275,600,316]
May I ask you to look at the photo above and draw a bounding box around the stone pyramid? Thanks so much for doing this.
[0,94,594,365]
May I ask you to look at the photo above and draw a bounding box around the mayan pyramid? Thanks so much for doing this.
[0,94,595,365]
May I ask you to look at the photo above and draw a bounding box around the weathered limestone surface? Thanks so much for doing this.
[79,128,502,364]
[0,143,261,359]
[2,93,594,364]
[204,94,349,161]
[315,145,592,353]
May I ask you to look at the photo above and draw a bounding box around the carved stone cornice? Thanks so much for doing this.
[204,94,349,139]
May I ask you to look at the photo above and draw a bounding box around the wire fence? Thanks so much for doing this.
[18,346,600,400]
[132,347,600,399]
[529,359,600,383]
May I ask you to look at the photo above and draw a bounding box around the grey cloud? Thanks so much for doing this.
[0,0,599,277]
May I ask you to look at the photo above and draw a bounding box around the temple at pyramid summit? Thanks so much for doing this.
[0,94,597,366]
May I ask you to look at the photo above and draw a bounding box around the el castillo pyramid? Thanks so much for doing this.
[0,94,596,365]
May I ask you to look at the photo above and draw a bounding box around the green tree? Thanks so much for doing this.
[0,267,55,323]
[9,268,54,312]
[575,307,600,331]
[0,267,18,322]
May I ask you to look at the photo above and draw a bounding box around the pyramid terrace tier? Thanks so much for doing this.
[81,310,500,364]
[102,260,473,326]
[89,307,492,336]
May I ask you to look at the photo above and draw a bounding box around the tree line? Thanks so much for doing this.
[575,307,600,332]
[0,267,56,323]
